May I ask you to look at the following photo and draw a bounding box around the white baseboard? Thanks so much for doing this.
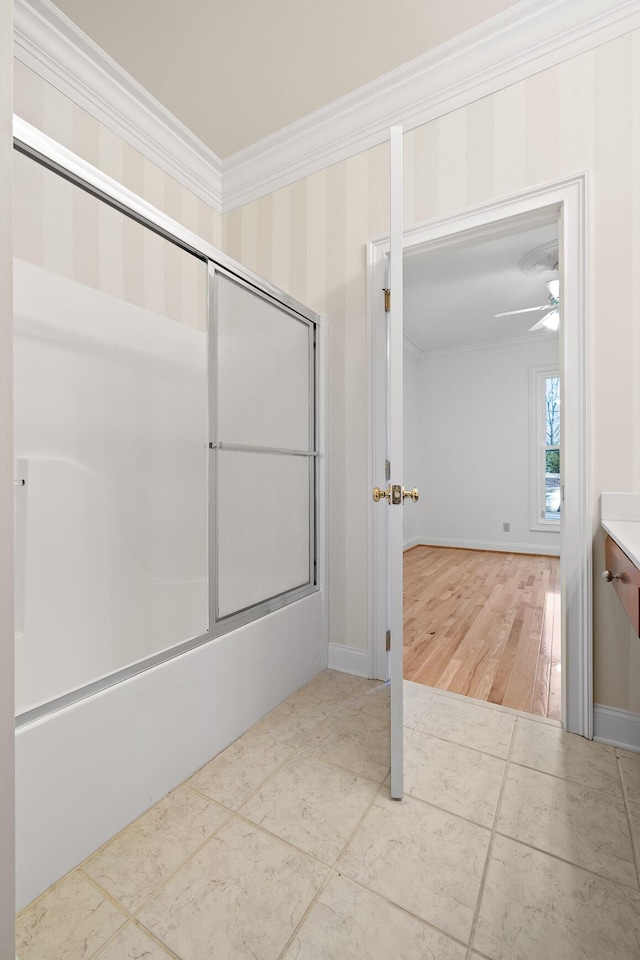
[403,536,560,557]
[403,537,422,551]
[593,704,640,753]
[327,642,370,678]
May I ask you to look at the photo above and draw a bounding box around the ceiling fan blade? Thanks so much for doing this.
[494,305,549,318]
[529,309,560,333]
[546,279,560,299]
[528,317,549,332]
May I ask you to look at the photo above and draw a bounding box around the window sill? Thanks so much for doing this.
[530,519,561,533]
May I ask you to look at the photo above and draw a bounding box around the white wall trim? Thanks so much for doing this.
[327,642,370,678]
[403,537,560,557]
[14,0,640,213]
[14,0,223,212]
[221,0,640,210]
[594,704,640,753]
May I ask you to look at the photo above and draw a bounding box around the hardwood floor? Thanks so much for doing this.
[403,546,561,719]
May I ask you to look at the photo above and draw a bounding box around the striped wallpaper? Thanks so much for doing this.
[12,29,640,713]
[13,60,219,331]
[13,149,207,330]
[223,145,391,659]
[221,30,640,714]
[14,61,222,248]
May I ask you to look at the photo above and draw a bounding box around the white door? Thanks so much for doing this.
[371,126,418,799]
[388,125,405,800]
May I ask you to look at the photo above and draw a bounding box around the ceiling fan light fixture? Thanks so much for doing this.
[519,240,559,280]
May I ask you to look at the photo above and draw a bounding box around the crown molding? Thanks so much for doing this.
[13,0,223,212]
[222,0,640,211]
[403,334,423,363]
[13,0,640,215]
[414,330,559,363]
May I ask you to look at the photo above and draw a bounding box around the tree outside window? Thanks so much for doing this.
[544,375,560,520]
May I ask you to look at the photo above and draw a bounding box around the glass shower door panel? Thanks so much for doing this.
[216,451,311,619]
[215,274,312,450]
[13,151,209,714]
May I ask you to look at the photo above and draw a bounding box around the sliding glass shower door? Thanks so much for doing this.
[211,270,316,624]
[13,149,210,715]
[13,136,319,722]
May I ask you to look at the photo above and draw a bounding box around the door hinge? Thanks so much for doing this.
[383,288,391,312]
[386,629,391,652]
[385,459,391,482]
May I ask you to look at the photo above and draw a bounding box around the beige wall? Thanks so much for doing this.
[13,148,208,330]
[1,0,14,951]
[223,147,391,653]
[222,29,640,714]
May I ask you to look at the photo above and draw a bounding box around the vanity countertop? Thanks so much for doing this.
[601,493,640,570]
[601,519,640,570]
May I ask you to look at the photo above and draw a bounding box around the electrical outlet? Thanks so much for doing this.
[503,522,510,532]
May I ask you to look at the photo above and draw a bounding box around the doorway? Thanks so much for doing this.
[402,219,561,720]
[368,174,592,739]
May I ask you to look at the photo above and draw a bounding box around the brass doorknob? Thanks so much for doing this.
[403,487,419,502]
[372,486,389,503]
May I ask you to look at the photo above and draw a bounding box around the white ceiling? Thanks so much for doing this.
[404,221,560,353]
[49,0,521,158]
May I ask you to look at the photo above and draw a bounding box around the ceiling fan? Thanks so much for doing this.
[494,278,560,331]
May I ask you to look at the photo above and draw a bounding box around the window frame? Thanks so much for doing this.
[529,363,561,532]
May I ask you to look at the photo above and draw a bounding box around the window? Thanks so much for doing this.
[544,375,561,521]
[529,365,560,530]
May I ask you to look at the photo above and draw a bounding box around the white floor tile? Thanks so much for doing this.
[474,835,640,960]
[510,717,621,796]
[137,817,327,960]
[16,872,126,960]
[187,728,294,809]
[83,785,228,912]
[239,754,378,863]
[419,694,514,758]
[283,875,466,960]
[339,792,490,944]
[94,922,173,959]
[300,705,390,782]
[618,749,640,803]
[404,730,504,827]
[497,763,637,887]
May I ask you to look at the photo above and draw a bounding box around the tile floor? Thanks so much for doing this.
[16,671,640,960]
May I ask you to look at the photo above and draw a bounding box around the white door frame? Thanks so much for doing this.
[367,173,592,738]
